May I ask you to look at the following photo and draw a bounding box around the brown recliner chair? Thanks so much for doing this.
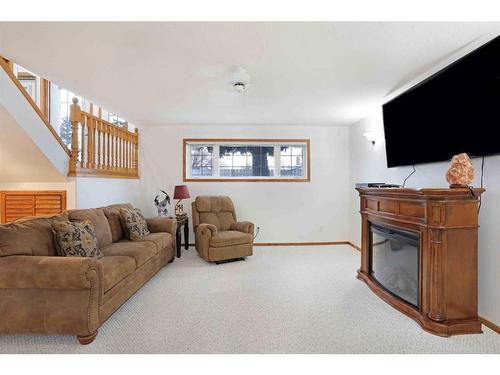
[192,196,254,263]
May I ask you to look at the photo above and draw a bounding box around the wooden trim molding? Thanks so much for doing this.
[479,316,500,334]
[68,168,140,179]
[183,138,311,182]
[39,78,50,118]
[346,241,361,251]
[185,241,359,249]
[0,58,71,156]
[254,241,350,247]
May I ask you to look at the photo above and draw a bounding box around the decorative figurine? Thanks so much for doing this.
[446,153,475,187]
[154,190,171,216]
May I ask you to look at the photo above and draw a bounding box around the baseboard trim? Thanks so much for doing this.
[479,316,500,334]
[185,241,361,250]
[254,241,351,247]
[346,242,361,251]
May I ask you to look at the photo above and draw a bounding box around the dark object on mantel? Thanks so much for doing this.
[356,187,485,337]
[355,183,402,188]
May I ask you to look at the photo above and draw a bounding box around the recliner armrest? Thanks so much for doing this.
[194,224,218,261]
[230,221,254,235]
[197,223,218,236]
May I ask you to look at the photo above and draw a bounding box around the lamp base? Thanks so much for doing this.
[175,201,184,216]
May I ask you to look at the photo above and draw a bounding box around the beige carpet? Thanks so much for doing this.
[0,245,498,354]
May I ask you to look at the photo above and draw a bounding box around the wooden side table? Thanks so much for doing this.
[174,215,189,258]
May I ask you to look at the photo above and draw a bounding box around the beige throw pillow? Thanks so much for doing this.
[119,208,150,240]
[52,220,103,258]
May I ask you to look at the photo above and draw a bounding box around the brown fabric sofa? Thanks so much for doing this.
[0,203,176,345]
[192,196,254,263]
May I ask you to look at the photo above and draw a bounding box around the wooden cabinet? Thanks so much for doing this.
[356,187,484,337]
[0,191,66,224]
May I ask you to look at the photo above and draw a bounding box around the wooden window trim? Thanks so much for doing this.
[183,138,311,182]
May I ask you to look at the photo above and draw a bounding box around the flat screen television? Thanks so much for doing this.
[383,35,500,168]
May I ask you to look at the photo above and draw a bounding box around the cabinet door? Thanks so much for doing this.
[3,194,35,223]
[35,194,64,216]
[1,191,66,223]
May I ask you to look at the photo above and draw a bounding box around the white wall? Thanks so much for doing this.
[75,177,142,209]
[0,104,67,183]
[139,125,350,243]
[348,109,500,325]
[0,65,69,177]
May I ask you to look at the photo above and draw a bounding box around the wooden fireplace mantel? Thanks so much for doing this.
[356,187,484,337]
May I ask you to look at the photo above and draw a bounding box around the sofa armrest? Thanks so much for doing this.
[146,217,177,236]
[0,255,103,337]
[230,221,254,235]
[0,255,103,292]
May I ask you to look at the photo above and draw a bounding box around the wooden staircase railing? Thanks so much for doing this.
[0,57,71,156]
[1,55,139,179]
[69,98,139,178]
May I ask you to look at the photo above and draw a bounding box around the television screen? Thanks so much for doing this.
[383,35,500,168]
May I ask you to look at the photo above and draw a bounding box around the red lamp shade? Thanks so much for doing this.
[173,185,190,200]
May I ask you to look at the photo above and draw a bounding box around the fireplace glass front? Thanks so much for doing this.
[370,223,420,307]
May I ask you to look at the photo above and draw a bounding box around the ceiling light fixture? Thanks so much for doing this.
[233,81,247,93]
[231,66,250,95]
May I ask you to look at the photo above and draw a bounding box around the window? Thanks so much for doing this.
[184,139,310,182]
[49,84,88,148]
[13,64,38,103]
[190,145,213,176]
[48,84,131,148]
[107,112,126,126]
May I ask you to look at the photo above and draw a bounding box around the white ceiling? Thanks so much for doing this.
[0,22,499,126]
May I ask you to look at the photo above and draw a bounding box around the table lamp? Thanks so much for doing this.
[173,185,190,216]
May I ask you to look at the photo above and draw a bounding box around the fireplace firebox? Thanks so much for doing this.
[370,223,420,307]
[356,187,484,337]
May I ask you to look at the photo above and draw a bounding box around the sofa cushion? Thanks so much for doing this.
[195,196,234,213]
[101,241,157,268]
[131,232,173,252]
[209,230,252,248]
[120,208,150,241]
[199,212,220,229]
[99,256,136,292]
[218,211,235,230]
[52,220,103,258]
[103,204,133,243]
[0,214,68,257]
[68,208,113,248]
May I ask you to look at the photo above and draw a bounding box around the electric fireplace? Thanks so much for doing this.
[356,187,484,336]
[370,224,420,307]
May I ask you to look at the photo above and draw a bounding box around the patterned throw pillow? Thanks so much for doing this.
[52,220,103,258]
[119,208,150,241]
